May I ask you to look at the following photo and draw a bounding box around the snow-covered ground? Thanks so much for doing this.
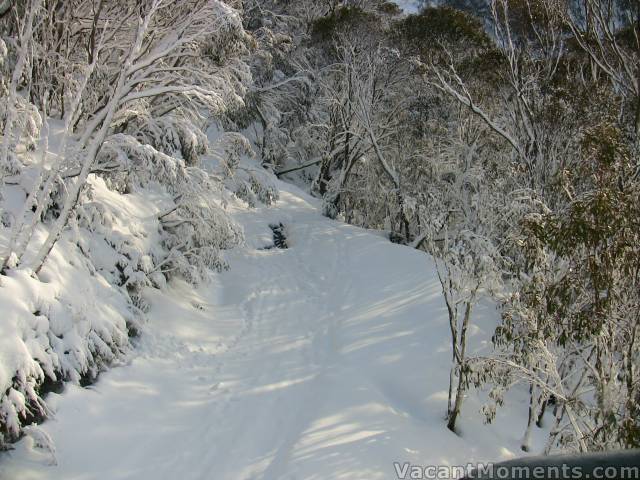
[0,182,543,480]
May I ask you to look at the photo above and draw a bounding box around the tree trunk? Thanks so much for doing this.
[521,383,538,452]
[447,299,473,433]
[447,362,466,433]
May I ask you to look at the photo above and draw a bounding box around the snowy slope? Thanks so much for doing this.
[0,182,542,480]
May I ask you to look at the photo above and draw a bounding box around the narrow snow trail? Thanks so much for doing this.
[1,183,526,480]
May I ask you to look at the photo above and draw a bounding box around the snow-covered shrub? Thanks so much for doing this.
[215,132,254,174]
[159,168,244,284]
[96,133,244,285]
[143,115,209,167]
[211,132,280,207]
[116,109,209,167]
[261,123,290,170]
[0,260,131,448]
[0,96,42,174]
[75,185,158,313]
[231,167,279,207]
[0,150,22,177]
[96,133,190,193]
[0,172,168,449]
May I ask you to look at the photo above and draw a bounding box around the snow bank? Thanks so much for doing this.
[0,173,168,445]
[0,114,277,447]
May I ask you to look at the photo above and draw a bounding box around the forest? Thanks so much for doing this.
[0,0,638,473]
[249,0,640,452]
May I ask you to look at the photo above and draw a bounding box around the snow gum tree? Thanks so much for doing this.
[472,0,639,453]
[259,0,640,447]
[494,121,640,451]
[1,0,253,274]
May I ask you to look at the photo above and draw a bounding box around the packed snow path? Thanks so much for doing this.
[1,183,525,480]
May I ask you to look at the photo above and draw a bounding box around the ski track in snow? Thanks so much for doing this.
[0,182,539,480]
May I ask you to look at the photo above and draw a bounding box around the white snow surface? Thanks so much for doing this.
[1,182,543,480]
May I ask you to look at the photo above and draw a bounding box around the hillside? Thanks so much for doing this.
[1,180,538,480]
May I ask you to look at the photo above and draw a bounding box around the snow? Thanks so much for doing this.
[0,181,545,479]
[0,176,140,409]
